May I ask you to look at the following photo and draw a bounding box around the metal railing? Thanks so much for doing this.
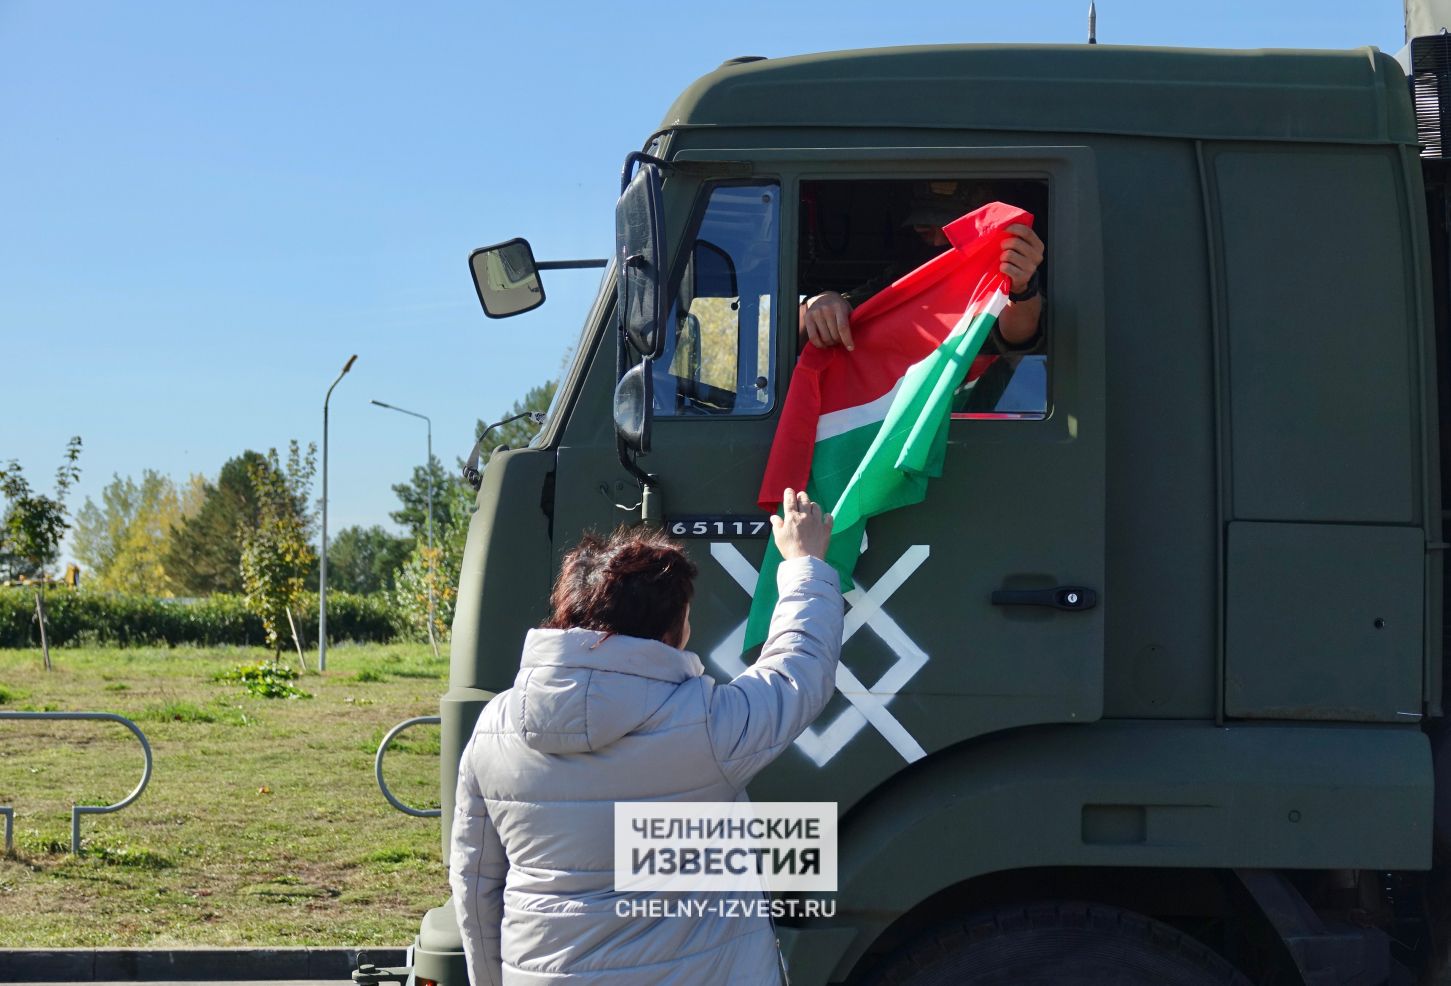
[375,715,441,818]
[0,710,154,853]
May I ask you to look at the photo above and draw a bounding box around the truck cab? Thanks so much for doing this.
[401,39,1451,986]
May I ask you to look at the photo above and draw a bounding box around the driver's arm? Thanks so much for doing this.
[800,222,1045,351]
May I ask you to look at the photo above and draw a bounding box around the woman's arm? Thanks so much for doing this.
[448,733,506,986]
[706,491,844,790]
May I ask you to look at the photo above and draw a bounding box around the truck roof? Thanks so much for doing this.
[660,44,1416,146]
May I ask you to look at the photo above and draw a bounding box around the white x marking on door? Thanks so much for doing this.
[708,543,930,767]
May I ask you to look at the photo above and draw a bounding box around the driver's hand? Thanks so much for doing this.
[799,292,855,351]
[1000,224,1045,294]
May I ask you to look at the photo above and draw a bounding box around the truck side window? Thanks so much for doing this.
[653,183,780,417]
[798,178,1048,420]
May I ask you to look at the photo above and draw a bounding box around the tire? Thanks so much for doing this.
[862,901,1253,986]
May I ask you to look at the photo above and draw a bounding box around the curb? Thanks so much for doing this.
[0,948,409,982]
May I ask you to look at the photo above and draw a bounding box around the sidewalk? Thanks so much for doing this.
[0,949,408,983]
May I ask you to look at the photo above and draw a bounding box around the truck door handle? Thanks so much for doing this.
[990,585,1098,611]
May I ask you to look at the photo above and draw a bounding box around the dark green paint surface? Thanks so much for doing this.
[1215,145,1419,524]
[1226,522,1424,721]
[662,45,1416,146]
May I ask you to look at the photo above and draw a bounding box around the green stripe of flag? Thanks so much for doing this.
[743,295,1007,652]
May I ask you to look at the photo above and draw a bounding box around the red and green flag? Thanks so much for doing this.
[744,202,1033,651]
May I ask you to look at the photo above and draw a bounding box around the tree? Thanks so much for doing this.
[239,442,318,663]
[389,455,462,542]
[327,524,412,594]
[163,452,267,595]
[73,475,138,581]
[386,379,560,647]
[0,437,83,581]
[0,436,83,670]
[392,478,472,646]
[473,380,557,468]
[389,453,476,657]
[387,380,556,546]
[73,470,194,595]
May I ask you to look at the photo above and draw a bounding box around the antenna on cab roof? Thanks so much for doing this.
[1089,2,1098,44]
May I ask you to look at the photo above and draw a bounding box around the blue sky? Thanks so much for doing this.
[0,0,1406,561]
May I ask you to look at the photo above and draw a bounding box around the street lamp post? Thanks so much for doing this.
[371,400,438,658]
[320,354,358,673]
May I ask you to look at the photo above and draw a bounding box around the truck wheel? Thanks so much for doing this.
[864,901,1252,985]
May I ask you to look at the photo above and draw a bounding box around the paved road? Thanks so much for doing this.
[0,946,405,984]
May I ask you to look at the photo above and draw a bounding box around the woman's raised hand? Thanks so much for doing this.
[770,488,833,561]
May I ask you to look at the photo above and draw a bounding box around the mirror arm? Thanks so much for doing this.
[614,436,661,526]
[615,436,654,488]
[535,259,608,271]
[463,410,548,491]
[641,482,662,528]
[613,319,659,519]
[612,440,661,527]
[619,152,752,194]
[620,151,670,194]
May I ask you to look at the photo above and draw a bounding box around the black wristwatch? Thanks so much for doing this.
[1008,271,1040,303]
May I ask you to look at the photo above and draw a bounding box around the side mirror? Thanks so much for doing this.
[616,160,666,358]
[613,361,653,453]
[469,238,545,318]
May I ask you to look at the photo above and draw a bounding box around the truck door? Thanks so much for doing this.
[552,148,1106,810]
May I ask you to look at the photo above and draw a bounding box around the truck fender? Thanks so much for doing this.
[812,721,1430,983]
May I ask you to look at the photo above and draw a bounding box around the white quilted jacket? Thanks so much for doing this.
[449,556,843,985]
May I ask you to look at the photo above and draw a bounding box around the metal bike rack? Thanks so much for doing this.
[375,715,441,818]
[0,710,154,854]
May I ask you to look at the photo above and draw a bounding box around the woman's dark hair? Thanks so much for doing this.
[544,527,698,645]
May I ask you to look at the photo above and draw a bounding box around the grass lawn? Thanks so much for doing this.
[0,642,451,947]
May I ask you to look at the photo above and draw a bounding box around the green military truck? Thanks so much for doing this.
[375,17,1451,986]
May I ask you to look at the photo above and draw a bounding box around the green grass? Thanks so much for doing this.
[361,723,441,757]
[362,846,433,866]
[86,841,175,870]
[133,700,239,725]
[0,642,448,947]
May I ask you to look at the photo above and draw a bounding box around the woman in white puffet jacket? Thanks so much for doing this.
[449,489,843,986]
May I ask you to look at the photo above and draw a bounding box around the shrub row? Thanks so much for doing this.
[0,589,399,648]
